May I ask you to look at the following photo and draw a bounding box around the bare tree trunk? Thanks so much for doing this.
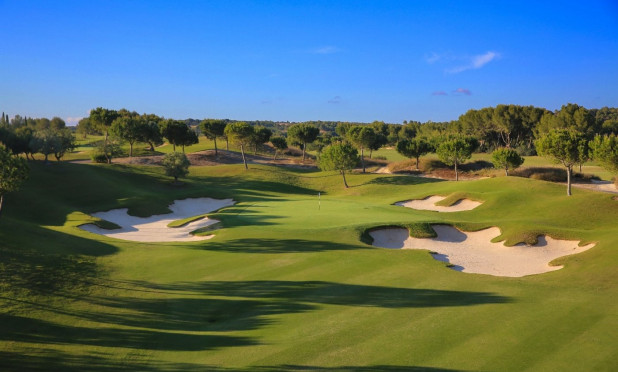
[416,156,420,170]
[341,170,349,188]
[361,147,365,173]
[455,161,459,181]
[505,167,509,176]
[226,137,229,150]
[214,137,218,156]
[567,166,572,196]
[273,150,278,160]
[104,131,111,164]
[129,142,133,157]
[302,142,306,162]
[149,142,155,151]
[369,149,373,159]
[240,144,248,170]
[0,194,3,218]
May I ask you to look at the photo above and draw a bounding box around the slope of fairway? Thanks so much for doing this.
[1,162,616,371]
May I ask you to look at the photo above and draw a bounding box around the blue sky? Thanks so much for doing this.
[1,0,617,125]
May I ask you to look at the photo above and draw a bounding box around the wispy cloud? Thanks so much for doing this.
[425,52,442,64]
[446,51,500,74]
[65,116,83,126]
[310,46,340,54]
[432,91,448,96]
[328,96,342,104]
[453,88,472,96]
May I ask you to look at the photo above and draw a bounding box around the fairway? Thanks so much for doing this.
[1,161,617,371]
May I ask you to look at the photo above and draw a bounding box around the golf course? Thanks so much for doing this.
[1,146,616,371]
[2,1,618,370]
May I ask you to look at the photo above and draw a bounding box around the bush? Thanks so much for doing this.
[90,153,108,163]
[516,144,537,156]
[512,167,567,182]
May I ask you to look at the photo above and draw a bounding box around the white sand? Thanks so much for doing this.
[395,195,482,212]
[79,198,235,242]
[369,225,595,277]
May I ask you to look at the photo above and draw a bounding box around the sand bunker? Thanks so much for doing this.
[395,195,482,212]
[369,225,595,277]
[79,198,235,242]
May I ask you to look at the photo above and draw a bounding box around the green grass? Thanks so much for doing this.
[167,214,207,228]
[0,161,617,371]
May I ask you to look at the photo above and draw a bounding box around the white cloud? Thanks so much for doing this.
[446,51,500,74]
[425,52,442,64]
[66,116,83,126]
[310,46,340,54]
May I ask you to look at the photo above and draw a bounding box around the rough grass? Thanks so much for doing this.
[167,214,207,228]
[0,161,617,371]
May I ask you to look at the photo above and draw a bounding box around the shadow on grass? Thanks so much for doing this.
[198,238,367,253]
[0,314,256,351]
[364,175,443,186]
[76,296,313,331]
[0,350,471,372]
[0,221,117,296]
[134,280,512,309]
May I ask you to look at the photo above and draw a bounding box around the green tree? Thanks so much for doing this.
[251,126,272,155]
[287,123,320,162]
[49,117,66,130]
[179,127,199,153]
[319,143,359,188]
[436,137,476,181]
[200,119,227,156]
[347,126,376,173]
[76,117,99,139]
[30,129,56,163]
[535,129,588,196]
[162,152,190,184]
[51,128,76,161]
[270,136,287,160]
[111,116,144,157]
[396,138,432,170]
[140,118,163,151]
[491,147,524,176]
[590,134,618,174]
[224,122,254,169]
[160,120,192,152]
[89,108,119,163]
[0,145,28,217]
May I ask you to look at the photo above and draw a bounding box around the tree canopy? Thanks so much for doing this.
[0,145,29,217]
[436,137,477,181]
[224,122,254,169]
[162,152,190,183]
[319,143,359,188]
[590,134,618,174]
[491,147,524,176]
[535,129,588,195]
[200,119,227,156]
[396,138,432,170]
[287,123,319,162]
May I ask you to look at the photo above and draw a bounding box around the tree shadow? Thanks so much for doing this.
[364,175,443,186]
[0,221,117,296]
[0,314,256,351]
[0,349,473,372]
[197,238,368,253]
[75,296,313,332]
[135,280,512,309]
